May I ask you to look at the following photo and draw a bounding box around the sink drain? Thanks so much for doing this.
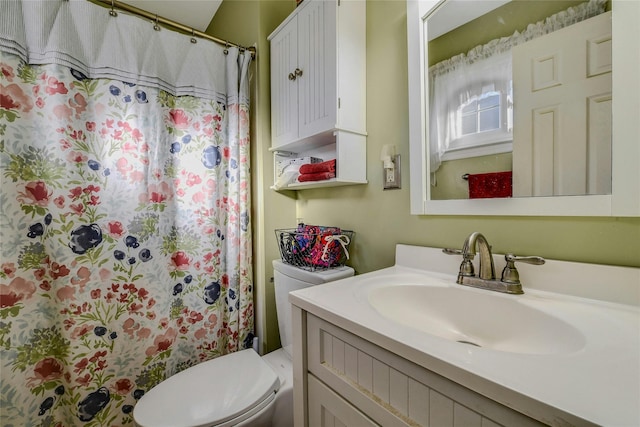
[457,340,481,347]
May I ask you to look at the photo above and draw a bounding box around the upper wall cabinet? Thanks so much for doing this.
[268,0,367,190]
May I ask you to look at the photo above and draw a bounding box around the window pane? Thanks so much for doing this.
[479,107,500,132]
[461,114,477,135]
[478,93,500,110]
[461,100,477,114]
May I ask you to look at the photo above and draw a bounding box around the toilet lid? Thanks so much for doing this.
[133,349,280,427]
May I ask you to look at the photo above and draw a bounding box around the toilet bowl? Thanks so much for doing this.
[133,260,354,427]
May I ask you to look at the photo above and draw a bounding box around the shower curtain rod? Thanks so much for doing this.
[92,0,256,59]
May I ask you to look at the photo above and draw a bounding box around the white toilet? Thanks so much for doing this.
[133,260,354,427]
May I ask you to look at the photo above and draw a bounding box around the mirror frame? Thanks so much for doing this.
[407,0,640,216]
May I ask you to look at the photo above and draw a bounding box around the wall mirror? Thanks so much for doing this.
[407,0,640,216]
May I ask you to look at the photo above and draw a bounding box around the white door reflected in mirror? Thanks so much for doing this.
[512,10,612,198]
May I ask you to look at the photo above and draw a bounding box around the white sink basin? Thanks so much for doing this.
[368,283,586,355]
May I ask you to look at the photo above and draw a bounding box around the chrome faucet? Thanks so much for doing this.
[460,231,495,281]
[443,232,545,294]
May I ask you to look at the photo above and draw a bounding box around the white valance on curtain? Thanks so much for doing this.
[0,0,239,102]
[428,0,608,175]
[429,0,608,80]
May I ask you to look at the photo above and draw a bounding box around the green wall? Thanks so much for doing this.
[208,0,640,353]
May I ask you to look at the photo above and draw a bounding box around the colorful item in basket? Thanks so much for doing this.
[292,224,320,255]
[294,224,350,268]
[297,159,336,183]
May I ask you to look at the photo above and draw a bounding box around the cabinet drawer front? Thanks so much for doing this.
[306,314,544,427]
[308,374,380,427]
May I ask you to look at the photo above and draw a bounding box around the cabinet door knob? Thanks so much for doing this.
[288,72,296,81]
[295,68,303,77]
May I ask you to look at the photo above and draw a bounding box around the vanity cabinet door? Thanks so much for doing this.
[308,374,379,427]
[305,314,545,427]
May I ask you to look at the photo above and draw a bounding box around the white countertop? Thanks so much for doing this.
[289,245,640,426]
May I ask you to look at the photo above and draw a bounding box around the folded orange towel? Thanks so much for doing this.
[299,159,336,175]
[297,172,336,182]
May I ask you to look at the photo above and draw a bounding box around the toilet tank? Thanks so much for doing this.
[272,260,354,357]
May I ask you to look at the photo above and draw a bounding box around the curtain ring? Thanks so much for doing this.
[153,15,161,31]
[239,46,246,55]
[109,0,118,17]
[190,29,197,44]
[223,42,229,55]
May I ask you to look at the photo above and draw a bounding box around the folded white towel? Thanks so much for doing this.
[272,164,300,190]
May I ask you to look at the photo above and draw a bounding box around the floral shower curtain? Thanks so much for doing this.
[0,1,253,425]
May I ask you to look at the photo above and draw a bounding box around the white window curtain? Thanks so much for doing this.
[429,50,512,173]
[428,0,608,175]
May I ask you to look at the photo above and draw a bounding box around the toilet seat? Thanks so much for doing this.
[133,349,280,427]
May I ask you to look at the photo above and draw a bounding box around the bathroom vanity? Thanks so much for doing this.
[289,245,640,426]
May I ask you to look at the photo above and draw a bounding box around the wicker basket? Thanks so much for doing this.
[275,226,354,271]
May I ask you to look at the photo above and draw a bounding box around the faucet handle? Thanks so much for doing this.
[505,253,545,265]
[442,248,475,278]
[442,248,462,255]
[501,253,545,284]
